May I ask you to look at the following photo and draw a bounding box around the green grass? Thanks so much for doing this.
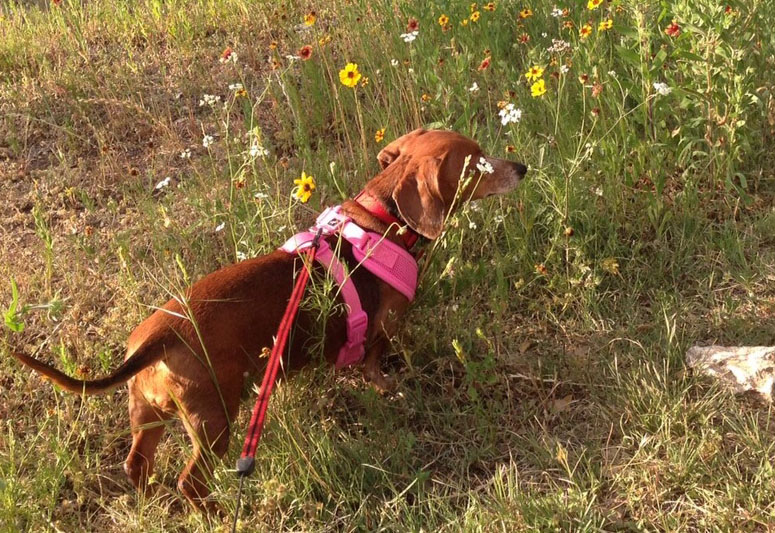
[2,0,775,530]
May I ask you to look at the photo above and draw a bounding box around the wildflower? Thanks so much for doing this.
[591,81,603,97]
[293,172,316,203]
[653,82,671,95]
[401,30,419,42]
[469,82,480,93]
[375,128,385,143]
[470,2,478,11]
[220,47,237,63]
[269,41,278,50]
[299,45,313,60]
[560,64,570,74]
[530,79,547,97]
[525,65,544,81]
[438,14,449,26]
[234,177,246,189]
[497,100,509,109]
[461,18,470,26]
[548,39,571,54]
[563,20,574,30]
[587,0,602,10]
[228,82,244,91]
[499,103,522,125]
[535,263,547,275]
[469,221,478,229]
[519,33,531,44]
[578,73,589,83]
[286,54,301,61]
[180,149,192,159]
[421,93,432,103]
[601,257,619,275]
[471,11,481,22]
[478,57,491,70]
[551,7,564,17]
[360,76,369,87]
[215,222,226,232]
[608,70,617,78]
[249,143,269,158]
[580,23,592,39]
[339,63,362,88]
[407,17,419,31]
[318,35,332,46]
[476,157,494,174]
[664,21,680,37]
[484,2,496,11]
[199,94,221,107]
[506,145,516,153]
[304,11,316,26]
[270,59,281,70]
[519,8,533,18]
[598,19,613,31]
[155,177,171,190]
[202,135,214,148]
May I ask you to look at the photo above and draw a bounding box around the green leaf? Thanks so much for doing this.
[4,278,25,333]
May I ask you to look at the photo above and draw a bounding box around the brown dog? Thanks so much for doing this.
[11,128,526,509]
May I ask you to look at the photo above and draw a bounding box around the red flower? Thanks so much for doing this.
[407,17,419,32]
[665,21,681,37]
[478,57,491,71]
[299,45,313,61]
[519,33,530,44]
[221,47,234,61]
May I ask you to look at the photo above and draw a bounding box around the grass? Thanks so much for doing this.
[2,0,775,530]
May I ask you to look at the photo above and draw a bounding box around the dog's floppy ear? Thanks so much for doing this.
[392,155,446,239]
[377,127,425,169]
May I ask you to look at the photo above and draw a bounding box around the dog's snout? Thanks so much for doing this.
[513,162,528,176]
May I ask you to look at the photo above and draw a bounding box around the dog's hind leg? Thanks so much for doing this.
[124,385,171,493]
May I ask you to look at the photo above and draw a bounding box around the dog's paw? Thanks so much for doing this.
[364,369,396,394]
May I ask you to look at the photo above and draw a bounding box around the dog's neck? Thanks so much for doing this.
[339,191,419,251]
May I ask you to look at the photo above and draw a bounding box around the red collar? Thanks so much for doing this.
[354,191,419,250]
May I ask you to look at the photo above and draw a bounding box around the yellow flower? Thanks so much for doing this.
[580,23,592,38]
[484,2,496,11]
[461,18,469,26]
[470,2,478,12]
[438,14,449,26]
[375,128,385,143]
[293,172,316,203]
[304,11,317,26]
[530,79,546,97]
[601,257,619,275]
[598,19,613,31]
[471,10,481,22]
[587,0,602,9]
[519,8,533,19]
[524,65,544,81]
[339,63,362,88]
[318,34,332,47]
[360,76,370,87]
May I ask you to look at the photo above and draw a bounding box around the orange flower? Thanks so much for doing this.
[407,17,419,31]
[519,8,533,18]
[478,57,491,70]
[299,45,313,61]
[580,23,592,39]
[304,11,317,26]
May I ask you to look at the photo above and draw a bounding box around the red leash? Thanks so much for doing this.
[232,229,322,531]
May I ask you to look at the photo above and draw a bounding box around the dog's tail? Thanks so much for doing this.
[11,340,163,395]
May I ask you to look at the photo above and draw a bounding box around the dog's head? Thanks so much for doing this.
[369,128,527,239]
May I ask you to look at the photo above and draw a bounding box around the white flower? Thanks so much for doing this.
[653,82,672,96]
[408,67,414,74]
[215,222,226,232]
[228,82,244,91]
[179,149,192,159]
[476,157,494,175]
[249,143,269,158]
[551,7,564,17]
[469,82,480,93]
[469,221,477,230]
[202,135,214,148]
[593,187,603,197]
[236,251,247,261]
[498,103,522,126]
[219,52,238,64]
[541,32,548,38]
[560,65,570,74]
[155,177,171,190]
[608,70,617,78]
[547,39,571,54]
[198,94,221,107]
[254,192,269,200]
[391,59,399,67]
[400,31,419,43]
[285,54,301,61]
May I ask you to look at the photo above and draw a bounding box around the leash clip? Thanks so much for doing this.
[311,227,324,249]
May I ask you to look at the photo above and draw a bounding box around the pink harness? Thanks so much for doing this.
[279,205,418,368]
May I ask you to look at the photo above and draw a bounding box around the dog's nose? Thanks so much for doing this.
[512,162,528,176]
